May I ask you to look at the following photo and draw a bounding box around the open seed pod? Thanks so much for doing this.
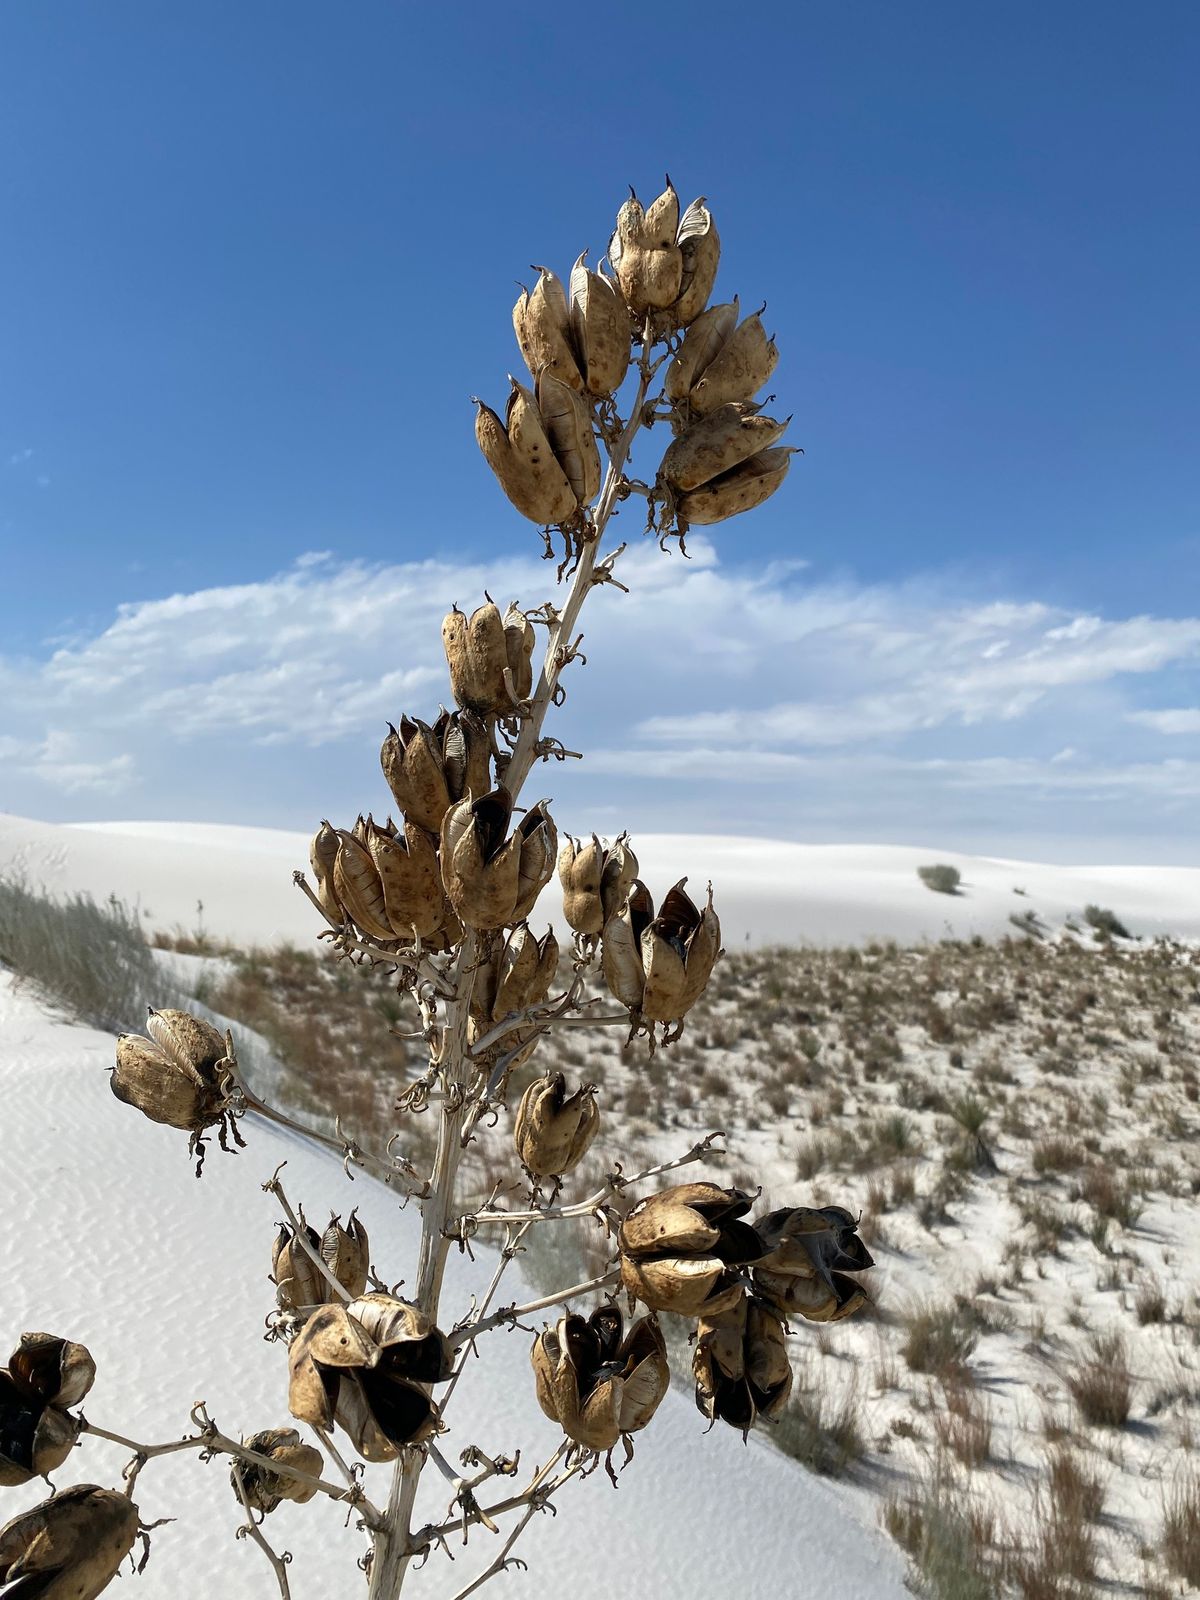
[601,879,721,1026]
[558,832,638,936]
[380,718,452,834]
[331,829,394,943]
[0,1334,95,1487]
[474,381,578,526]
[443,600,535,717]
[664,299,778,415]
[658,404,790,495]
[609,179,683,314]
[513,266,583,391]
[531,1306,669,1453]
[441,787,557,930]
[287,1296,452,1459]
[110,1010,237,1162]
[0,1484,140,1600]
[321,1212,370,1301]
[272,1221,326,1314]
[536,372,601,508]
[693,1293,793,1437]
[234,1428,324,1514]
[367,821,449,942]
[750,1206,874,1323]
[569,253,630,398]
[513,1072,599,1177]
[618,1182,764,1317]
[671,196,720,327]
[309,818,343,924]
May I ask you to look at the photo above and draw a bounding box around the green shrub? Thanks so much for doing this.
[918,864,962,895]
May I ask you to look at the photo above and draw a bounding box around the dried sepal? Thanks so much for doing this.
[0,1484,140,1600]
[513,1071,599,1177]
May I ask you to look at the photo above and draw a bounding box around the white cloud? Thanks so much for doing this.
[1126,707,1200,736]
[1,544,1198,856]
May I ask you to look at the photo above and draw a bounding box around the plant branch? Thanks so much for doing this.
[231,1460,293,1599]
[449,1267,621,1347]
[264,1167,353,1302]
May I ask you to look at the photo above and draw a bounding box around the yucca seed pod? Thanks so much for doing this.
[559,832,639,936]
[511,799,558,923]
[676,446,795,527]
[513,1071,599,1177]
[272,1221,327,1314]
[493,923,559,1016]
[658,404,790,494]
[437,707,492,803]
[309,818,343,924]
[0,1342,90,1488]
[334,1296,453,1460]
[287,1305,379,1434]
[618,1182,764,1318]
[531,1307,668,1453]
[474,384,578,527]
[440,787,522,929]
[503,602,536,704]
[664,299,739,404]
[642,879,722,1021]
[693,1294,793,1437]
[569,252,630,398]
[536,372,601,507]
[368,821,447,941]
[600,880,654,1011]
[320,1212,370,1301]
[513,266,583,391]
[609,182,684,314]
[331,829,395,943]
[689,307,778,415]
[672,196,721,326]
[110,1016,234,1141]
[0,1483,140,1600]
[380,718,452,834]
[750,1206,874,1323]
[234,1428,324,1514]
[145,1007,228,1082]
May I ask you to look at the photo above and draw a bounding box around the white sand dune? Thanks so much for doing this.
[0,972,908,1598]
[2,812,1197,949]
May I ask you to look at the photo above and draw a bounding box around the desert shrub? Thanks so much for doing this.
[883,1493,994,1600]
[0,875,176,1033]
[1065,1331,1133,1427]
[918,864,962,896]
[1083,903,1131,939]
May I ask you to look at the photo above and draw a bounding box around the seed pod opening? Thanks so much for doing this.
[531,1306,668,1453]
[235,1428,324,1514]
[514,1071,599,1177]
[380,718,452,834]
[569,252,630,398]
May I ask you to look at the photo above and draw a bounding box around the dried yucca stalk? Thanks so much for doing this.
[6,175,871,1600]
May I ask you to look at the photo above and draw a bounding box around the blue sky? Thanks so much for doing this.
[2,1,1198,860]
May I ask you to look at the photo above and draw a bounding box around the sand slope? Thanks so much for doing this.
[2,812,1197,949]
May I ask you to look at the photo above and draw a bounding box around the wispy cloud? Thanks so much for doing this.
[0,544,1196,857]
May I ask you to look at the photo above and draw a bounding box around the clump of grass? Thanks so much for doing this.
[883,1491,994,1599]
[1065,1331,1133,1427]
[1047,1447,1105,1524]
[0,876,176,1033]
[935,1383,992,1467]
[902,1302,978,1381]
[1083,903,1131,940]
[1162,1474,1200,1587]
[771,1387,864,1477]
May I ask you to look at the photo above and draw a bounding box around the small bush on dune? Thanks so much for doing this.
[918,864,962,896]
[1083,903,1132,940]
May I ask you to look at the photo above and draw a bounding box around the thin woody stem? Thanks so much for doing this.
[439,1218,535,1409]
[449,1267,621,1348]
[79,1416,382,1527]
[264,1169,352,1303]
[231,1460,293,1599]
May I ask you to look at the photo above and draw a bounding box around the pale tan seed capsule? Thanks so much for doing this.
[514,1071,599,1176]
[513,266,583,390]
[641,879,722,1022]
[559,832,639,935]
[536,372,601,506]
[474,387,578,526]
[380,718,452,834]
[659,405,790,493]
[493,924,559,1015]
[463,599,509,712]
[8,1333,96,1410]
[111,1034,219,1133]
[689,309,778,415]
[512,799,558,923]
[610,190,683,314]
[569,252,630,398]
[369,821,446,940]
[503,602,536,704]
[272,1221,326,1313]
[505,380,578,520]
[309,818,344,923]
[0,1484,140,1600]
[440,788,523,930]
[676,447,795,527]
[601,879,654,1010]
[235,1429,324,1513]
[438,707,491,802]
[664,299,739,403]
[333,830,395,943]
[673,197,721,326]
